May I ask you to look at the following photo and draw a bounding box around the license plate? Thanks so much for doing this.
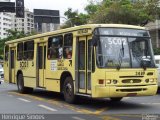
[127,93,137,96]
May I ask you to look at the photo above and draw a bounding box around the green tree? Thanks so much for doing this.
[86,0,160,25]
[61,8,89,28]
[153,48,160,55]
[0,30,35,57]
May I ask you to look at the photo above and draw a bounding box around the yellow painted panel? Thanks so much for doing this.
[11,69,15,83]
[4,62,9,82]
[23,77,36,88]
[79,89,86,93]
[39,70,44,87]
[46,79,60,92]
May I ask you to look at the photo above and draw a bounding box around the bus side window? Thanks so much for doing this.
[63,33,73,59]
[24,40,34,60]
[5,45,9,61]
[17,43,23,61]
[48,35,63,59]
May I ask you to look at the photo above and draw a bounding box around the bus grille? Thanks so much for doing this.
[122,79,141,83]
[117,88,147,92]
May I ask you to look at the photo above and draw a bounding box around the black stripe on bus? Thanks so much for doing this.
[46,78,75,81]
[46,78,60,80]
[23,76,36,78]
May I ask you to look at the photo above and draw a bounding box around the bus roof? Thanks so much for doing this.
[5,24,146,44]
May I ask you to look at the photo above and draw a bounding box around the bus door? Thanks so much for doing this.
[4,45,9,82]
[10,47,16,83]
[38,43,46,88]
[77,36,92,94]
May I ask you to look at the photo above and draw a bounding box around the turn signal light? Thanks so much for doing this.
[99,79,104,84]
[145,79,149,83]
[113,80,118,84]
[145,79,155,83]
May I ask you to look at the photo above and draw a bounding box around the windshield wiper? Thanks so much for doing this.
[117,41,124,70]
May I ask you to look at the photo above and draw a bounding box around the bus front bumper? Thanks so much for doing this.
[93,85,158,98]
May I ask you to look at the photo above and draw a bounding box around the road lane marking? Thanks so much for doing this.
[72,116,86,120]
[94,107,108,115]
[123,97,130,100]
[114,114,141,118]
[101,115,121,120]
[38,104,57,112]
[9,92,108,115]
[141,103,160,105]
[18,98,31,102]
[152,103,160,105]
[8,95,13,97]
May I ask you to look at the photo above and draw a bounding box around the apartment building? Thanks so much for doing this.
[11,9,34,34]
[0,0,12,39]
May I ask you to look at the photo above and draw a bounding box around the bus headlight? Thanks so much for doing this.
[145,79,155,83]
[106,79,111,84]
[149,78,154,83]
[113,80,118,84]
[145,79,149,83]
[98,79,104,84]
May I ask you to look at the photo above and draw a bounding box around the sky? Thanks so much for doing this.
[11,0,89,17]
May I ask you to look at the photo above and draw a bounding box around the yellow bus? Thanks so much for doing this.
[4,24,158,103]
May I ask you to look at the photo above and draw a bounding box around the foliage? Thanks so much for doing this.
[61,8,89,28]
[153,48,160,55]
[62,0,160,28]
[88,0,160,25]
[0,30,35,57]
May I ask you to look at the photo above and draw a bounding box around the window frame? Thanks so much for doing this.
[17,42,23,61]
[63,33,73,59]
[47,35,63,60]
[23,40,34,60]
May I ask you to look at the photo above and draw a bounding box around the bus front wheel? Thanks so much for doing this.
[110,97,123,102]
[63,77,75,104]
[17,74,33,93]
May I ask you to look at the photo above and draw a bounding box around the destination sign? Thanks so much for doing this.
[98,28,149,37]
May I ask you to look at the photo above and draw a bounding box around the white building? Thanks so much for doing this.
[36,23,59,33]
[0,0,12,39]
[11,9,34,34]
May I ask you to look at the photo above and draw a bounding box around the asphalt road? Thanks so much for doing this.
[0,82,160,120]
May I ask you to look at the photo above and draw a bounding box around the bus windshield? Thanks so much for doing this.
[96,28,155,69]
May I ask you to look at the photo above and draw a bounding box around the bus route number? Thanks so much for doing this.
[20,61,28,68]
[108,37,127,45]
[136,71,145,76]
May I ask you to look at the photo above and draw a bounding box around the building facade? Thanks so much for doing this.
[11,9,34,34]
[0,0,12,39]
[35,23,60,33]
[34,9,60,33]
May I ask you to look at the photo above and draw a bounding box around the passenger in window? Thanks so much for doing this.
[48,44,56,59]
[58,44,63,59]
[65,48,72,59]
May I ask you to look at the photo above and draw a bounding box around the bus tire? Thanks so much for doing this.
[17,74,33,93]
[63,77,75,104]
[110,97,123,102]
